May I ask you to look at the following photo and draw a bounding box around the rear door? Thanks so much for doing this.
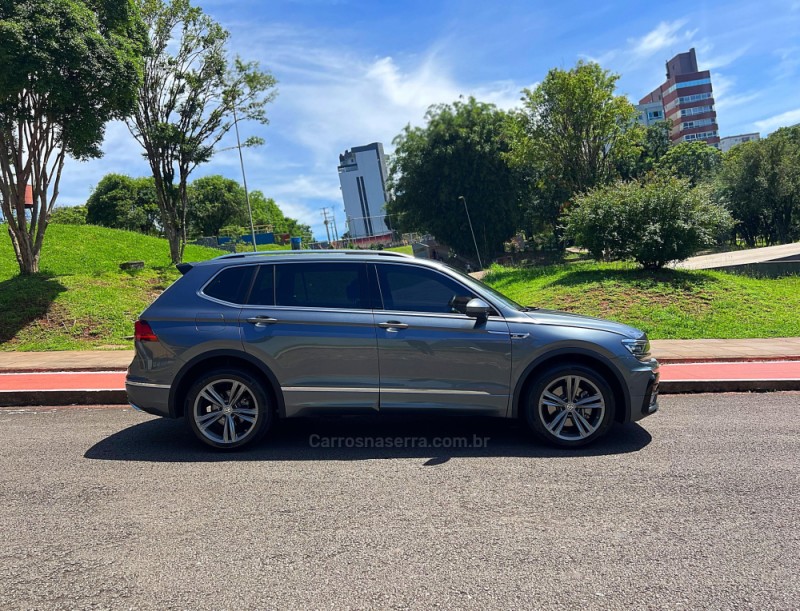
[239,261,379,417]
[372,262,512,416]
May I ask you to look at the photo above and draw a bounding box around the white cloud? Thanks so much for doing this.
[773,46,800,79]
[699,46,750,71]
[280,51,524,167]
[754,108,800,133]
[696,72,759,113]
[628,20,694,58]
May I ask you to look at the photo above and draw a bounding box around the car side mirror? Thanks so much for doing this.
[465,298,492,320]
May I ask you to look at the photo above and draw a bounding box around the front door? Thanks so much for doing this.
[239,261,379,417]
[372,263,512,416]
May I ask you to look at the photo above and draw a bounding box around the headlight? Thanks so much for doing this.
[622,338,650,358]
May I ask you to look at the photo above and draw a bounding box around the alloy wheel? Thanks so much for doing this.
[538,375,606,442]
[192,378,260,445]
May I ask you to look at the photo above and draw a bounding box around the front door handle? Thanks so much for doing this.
[245,316,278,326]
[378,321,409,330]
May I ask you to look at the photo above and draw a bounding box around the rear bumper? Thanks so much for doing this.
[125,380,172,418]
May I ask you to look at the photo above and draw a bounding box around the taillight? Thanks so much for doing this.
[135,320,159,342]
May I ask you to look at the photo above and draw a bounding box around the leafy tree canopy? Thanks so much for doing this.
[387,97,521,262]
[657,141,722,186]
[716,126,800,246]
[510,61,641,240]
[86,173,159,234]
[0,0,147,274]
[127,0,277,263]
[187,175,247,237]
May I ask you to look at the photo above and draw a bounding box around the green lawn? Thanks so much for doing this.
[386,245,414,255]
[0,224,222,351]
[483,262,800,339]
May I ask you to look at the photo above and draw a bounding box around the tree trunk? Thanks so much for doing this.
[6,224,40,274]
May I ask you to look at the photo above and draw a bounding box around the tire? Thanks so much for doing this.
[524,364,615,448]
[185,369,272,450]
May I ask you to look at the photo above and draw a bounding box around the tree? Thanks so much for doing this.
[127,0,277,264]
[717,126,800,245]
[0,0,146,274]
[86,174,159,234]
[716,141,765,247]
[387,97,521,262]
[249,191,311,239]
[187,175,246,237]
[511,61,641,241]
[566,174,733,269]
[657,141,722,186]
[620,120,672,180]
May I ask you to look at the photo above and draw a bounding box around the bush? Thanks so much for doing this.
[566,174,733,269]
[49,205,87,225]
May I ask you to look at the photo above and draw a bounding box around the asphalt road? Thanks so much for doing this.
[1,394,798,610]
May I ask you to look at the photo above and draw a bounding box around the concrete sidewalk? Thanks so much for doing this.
[2,338,800,373]
[673,241,800,270]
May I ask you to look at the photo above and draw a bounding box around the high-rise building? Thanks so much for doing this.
[635,101,665,126]
[337,143,391,239]
[640,48,720,147]
[719,133,760,153]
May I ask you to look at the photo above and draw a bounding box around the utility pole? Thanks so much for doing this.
[233,106,257,252]
[321,207,333,244]
[458,195,483,270]
[331,211,339,243]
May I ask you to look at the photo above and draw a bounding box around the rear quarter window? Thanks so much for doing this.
[202,266,254,304]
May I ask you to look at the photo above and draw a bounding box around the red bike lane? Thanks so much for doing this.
[1,361,799,394]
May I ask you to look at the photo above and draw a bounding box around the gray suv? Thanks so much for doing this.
[126,251,659,449]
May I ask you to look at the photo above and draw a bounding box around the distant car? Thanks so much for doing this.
[126,251,659,449]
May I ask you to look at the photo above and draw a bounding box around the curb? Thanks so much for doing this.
[2,380,799,407]
[0,389,127,407]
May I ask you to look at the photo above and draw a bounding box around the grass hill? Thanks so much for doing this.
[0,224,223,351]
[485,262,800,339]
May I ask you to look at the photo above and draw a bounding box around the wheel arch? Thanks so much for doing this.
[169,350,285,419]
[512,349,630,423]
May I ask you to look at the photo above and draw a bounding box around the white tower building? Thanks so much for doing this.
[337,143,391,238]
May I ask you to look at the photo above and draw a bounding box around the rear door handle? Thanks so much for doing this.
[378,321,409,330]
[246,316,278,326]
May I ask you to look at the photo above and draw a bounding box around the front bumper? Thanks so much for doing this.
[627,357,659,422]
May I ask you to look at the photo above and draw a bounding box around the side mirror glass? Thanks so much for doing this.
[465,298,492,319]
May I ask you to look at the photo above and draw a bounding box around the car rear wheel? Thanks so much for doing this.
[525,365,614,448]
[185,369,272,450]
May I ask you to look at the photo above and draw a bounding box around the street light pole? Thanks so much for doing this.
[233,106,258,252]
[458,195,483,270]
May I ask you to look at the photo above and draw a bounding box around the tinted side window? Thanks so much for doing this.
[247,265,274,306]
[202,266,254,304]
[275,263,368,309]
[377,264,475,313]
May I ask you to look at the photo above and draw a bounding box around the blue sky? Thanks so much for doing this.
[58,0,800,240]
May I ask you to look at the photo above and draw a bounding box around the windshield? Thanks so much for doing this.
[447,267,526,312]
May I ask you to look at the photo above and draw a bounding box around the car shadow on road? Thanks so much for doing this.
[84,414,652,463]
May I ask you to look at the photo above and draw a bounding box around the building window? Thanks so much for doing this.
[680,105,713,117]
[666,78,712,95]
[682,118,713,130]
[683,130,718,142]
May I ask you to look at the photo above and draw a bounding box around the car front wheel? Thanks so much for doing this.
[185,369,272,450]
[525,365,615,448]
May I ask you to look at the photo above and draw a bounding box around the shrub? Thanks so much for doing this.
[49,205,87,225]
[566,174,733,269]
